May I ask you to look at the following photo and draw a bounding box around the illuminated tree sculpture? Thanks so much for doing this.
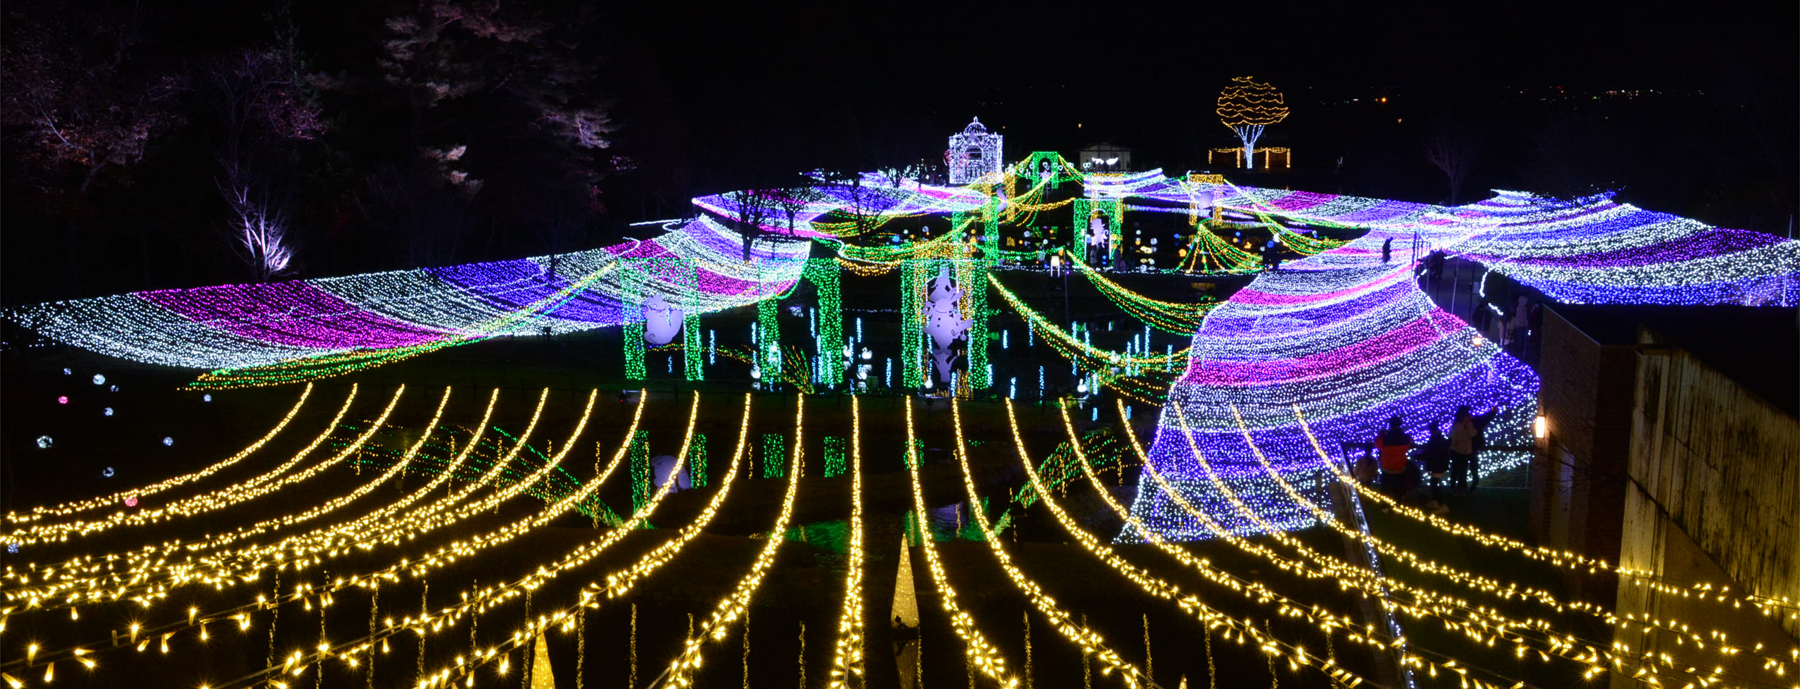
[1216,76,1289,170]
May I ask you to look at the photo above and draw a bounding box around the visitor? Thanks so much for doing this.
[1353,445,1379,484]
[1414,423,1451,511]
[1382,237,1394,263]
[1375,416,1414,503]
[1506,296,1530,357]
[1473,294,1493,333]
[1449,405,1497,495]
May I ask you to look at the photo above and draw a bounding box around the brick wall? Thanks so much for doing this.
[1531,307,1634,603]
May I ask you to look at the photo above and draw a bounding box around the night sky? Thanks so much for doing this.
[2,0,1794,303]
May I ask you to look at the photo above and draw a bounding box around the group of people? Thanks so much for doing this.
[1358,405,1497,514]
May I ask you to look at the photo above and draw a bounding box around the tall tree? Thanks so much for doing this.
[1423,122,1483,206]
[772,180,820,236]
[1,1,184,292]
[198,29,327,281]
[350,1,613,261]
[723,188,777,236]
[829,173,895,248]
[1216,76,1288,170]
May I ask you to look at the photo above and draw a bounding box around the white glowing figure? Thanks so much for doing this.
[642,294,685,347]
[648,454,692,493]
[924,266,970,385]
[1087,214,1112,264]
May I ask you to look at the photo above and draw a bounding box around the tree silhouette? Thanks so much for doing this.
[772,180,820,236]
[1423,122,1483,205]
[1216,76,1289,170]
[199,36,327,281]
[1,1,185,293]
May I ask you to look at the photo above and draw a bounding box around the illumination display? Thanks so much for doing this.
[7,217,809,378]
[1216,77,1289,170]
[947,117,1004,185]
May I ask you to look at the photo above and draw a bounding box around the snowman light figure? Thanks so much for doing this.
[642,294,685,347]
[924,265,971,387]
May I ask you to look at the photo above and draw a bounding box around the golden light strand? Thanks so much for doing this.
[663,396,805,688]
[900,401,1018,689]
[827,395,867,689]
[950,399,1143,688]
[4,383,315,524]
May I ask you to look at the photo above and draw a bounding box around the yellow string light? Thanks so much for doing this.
[827,396,866,688]
[1158,399,1754,687]
[4,384,316,525]
[664,396,805,688]
[948,398,1144,688]
[1287,404,1798,619]
[3,384,372,545]
[902,402,1018,688]
[433,392,756,688]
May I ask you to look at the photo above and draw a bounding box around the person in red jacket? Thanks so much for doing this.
[1375,415,1415,501]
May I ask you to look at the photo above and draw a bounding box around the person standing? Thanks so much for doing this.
[1382,237,1394,263]
[1449,405,1497,494]
[1506,296,1530,356]
[1414,423,1452,511]
[1375,416,1415,503]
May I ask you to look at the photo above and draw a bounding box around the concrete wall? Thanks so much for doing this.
[1617,326,1800,641]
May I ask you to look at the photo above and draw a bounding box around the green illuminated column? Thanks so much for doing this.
[686,433,708,488]
[900,259,926,388]
[681,258,703,380]
[981,197,1001,266]
[628,430,650,513]
[682,313,703,380]
[806,259,844,388]
[621,260,646,380]
[757,296,779,382]
[966,260,991,389]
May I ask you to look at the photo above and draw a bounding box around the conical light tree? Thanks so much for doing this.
[1217,76,1289,169]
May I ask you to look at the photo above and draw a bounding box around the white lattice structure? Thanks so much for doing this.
[946,117,1003,184]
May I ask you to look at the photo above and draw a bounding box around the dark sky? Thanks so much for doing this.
[586,1,1795,184]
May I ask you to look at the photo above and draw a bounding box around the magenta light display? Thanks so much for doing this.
[8,218,809,370]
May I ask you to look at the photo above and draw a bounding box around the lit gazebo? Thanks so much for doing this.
[946,117,1003,184]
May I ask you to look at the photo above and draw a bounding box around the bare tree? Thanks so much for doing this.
[221,185,296,281]
[1423,122,1483,205]
[359,164,477,268]
[832,174,895,248]
[0,5,184,197]
[771,180,820,236]
[200,41,324,282]
[1,2,184,292]
[527,192,590,278]
[366,1,611,197]
[723,188,777,235]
